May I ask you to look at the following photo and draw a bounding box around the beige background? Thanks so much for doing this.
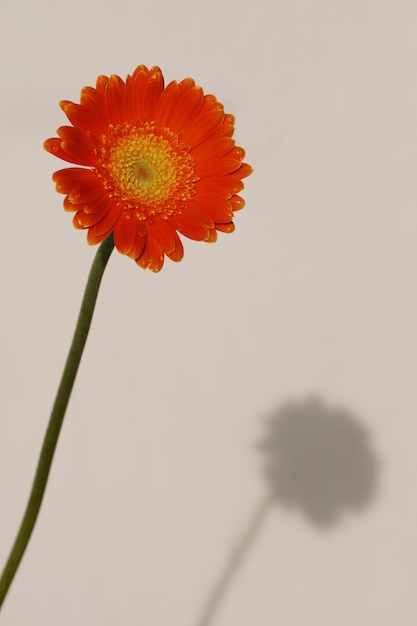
[1,0,416,624]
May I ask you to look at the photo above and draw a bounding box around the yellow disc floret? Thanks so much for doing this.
[97,121,196,219]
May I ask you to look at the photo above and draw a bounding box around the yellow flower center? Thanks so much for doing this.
[97,122,196,218]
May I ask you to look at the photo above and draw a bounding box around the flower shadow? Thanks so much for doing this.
[194,396,380,626]
[258,395,380,527]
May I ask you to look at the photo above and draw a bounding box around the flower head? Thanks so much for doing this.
[44,65,252,271]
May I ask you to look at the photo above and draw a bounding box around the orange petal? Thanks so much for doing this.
[211,113,235,139]
[60,100,105,139]
[80,88,109,136]
[44,138,82,165]
[166,229,184,262]
[194,158,242,178]
[105,74,126,125]
[192,197,233,223]
[136,232,165,272]
[229,146,246,160]
[83,193,113,215]
[135,217,148,237]
[124,74,136,120]
[128,66,150,120]
[95,74,109,95]
[68,180,106,205]
[130,233,147,260]
[152,80,180,127]
[152,216,180,254]
[113,212,137,256]
[215,221,235,233]
[52,168,97,194]
[237,162,253,179]
[167,83,204,135]
[180,102,224,147]
[73,209,107,229]
[60,140,95,166]
[182,205,215,228]
[196,176,244,197]
[57,125,89,143]
[143,67,165,121]
[87,227,108,246]
[63,196,75,212]
[229,195,246,211]
[191,137,235,162]
[90,203,121,237]
[173,213,212,242]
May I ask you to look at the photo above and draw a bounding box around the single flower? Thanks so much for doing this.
[44,65,252,272]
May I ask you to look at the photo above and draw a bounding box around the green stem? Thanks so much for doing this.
[0,233,115,608]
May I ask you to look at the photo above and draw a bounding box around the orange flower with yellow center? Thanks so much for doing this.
[44,65,252,271]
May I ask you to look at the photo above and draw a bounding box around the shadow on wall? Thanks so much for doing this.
[258,395,380,527]
[195,395,380,626]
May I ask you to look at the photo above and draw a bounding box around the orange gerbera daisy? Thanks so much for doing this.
[44,65,252,271]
